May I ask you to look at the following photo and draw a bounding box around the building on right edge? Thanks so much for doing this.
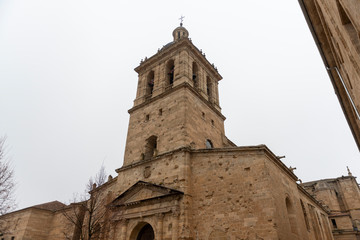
[302,168,360,240]
[298,0,360,151]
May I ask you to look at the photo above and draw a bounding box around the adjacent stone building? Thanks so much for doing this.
[0,24,337,240]
[299,0,360,151]
[302,169,360,240]
[0,201,67,239]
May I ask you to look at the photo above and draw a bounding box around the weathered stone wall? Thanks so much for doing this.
[189,147,334,240]
[337,177,360,211]
[112,150,191,239]
[124,88,189,165]
[183,89,226,150]
[117,150,188,194]
[315,0,360,114]
[264,157,333,240]
[189,148,279,240]
[303,176,360,240]
[0,209,31,239]
[124,86,226,165]
[46,207,83,240]
[22,209,54,240]
[333,215,353,230]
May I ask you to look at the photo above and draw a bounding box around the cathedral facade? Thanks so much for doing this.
[1,25,337,240]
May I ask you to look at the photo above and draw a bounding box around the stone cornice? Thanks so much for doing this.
[128,82,225,120]
[116,147,191,173]
[89,175,118,194]
[302,175,357,186]
[117,144,297,182]
[117,144,331,213]
[111,206,178,221]
[192,144,299,182]
[134,38,222,81]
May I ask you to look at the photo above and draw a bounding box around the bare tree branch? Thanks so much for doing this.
[0,137,16,234]
[0,137,16,215]
[62,166,108,240]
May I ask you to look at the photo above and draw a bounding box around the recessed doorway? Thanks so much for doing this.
[136,223,154,240]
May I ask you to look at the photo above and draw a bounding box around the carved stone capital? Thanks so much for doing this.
[156,213,165,219]
[119,218,129,225]
[171,209,180,217]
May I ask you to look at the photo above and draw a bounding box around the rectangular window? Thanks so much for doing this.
[331,219,338,228]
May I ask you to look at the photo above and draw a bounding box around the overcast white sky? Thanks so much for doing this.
[0,0,359,210]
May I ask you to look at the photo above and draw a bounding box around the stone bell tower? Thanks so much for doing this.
[123,24,229,166]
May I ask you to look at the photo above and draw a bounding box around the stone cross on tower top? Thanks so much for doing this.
[179,15,185,26]
[172,20,189,41]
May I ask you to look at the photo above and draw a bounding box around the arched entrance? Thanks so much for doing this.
[136,223,154,240]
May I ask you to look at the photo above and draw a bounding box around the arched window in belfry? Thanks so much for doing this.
[205,139,213,149]
[144,135,157,160]
[286,197,298,235]
[166,60,175,86]
[192,62,198,88]
[146,71,155,96]
[206,76,213,100]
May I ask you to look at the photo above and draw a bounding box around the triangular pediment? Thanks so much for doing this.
[110,181,183,207]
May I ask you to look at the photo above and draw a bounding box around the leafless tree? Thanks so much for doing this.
[62,166,108,240]
[87,165,107,192]
[0,137,16,234]
[0,137,16,215]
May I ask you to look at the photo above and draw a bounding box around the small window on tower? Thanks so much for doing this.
[145,114,150,121]
[192,62,198,88]
[147,71,155,96]
[159,108,163,116]
[166,60,175,86]
[331,219,338,229]
[211,119,214,126]
[205,139,213,149]
[206,76,213,101]
[144,135,158,160]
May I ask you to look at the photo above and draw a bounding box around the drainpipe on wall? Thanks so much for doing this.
[326,66,360,120]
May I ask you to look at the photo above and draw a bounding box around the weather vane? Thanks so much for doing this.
[179,15,185,26]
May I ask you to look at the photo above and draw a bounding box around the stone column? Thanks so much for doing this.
[109,221,118,240]
[159,62,166,94]
[172,209,180,240]
[157,213,164,240]
[153,64,162,97]
[134,74,146,106]
[200,68,205,93]
[121,219,129,240]
[198,68,208,99]
[215,81,220,105]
